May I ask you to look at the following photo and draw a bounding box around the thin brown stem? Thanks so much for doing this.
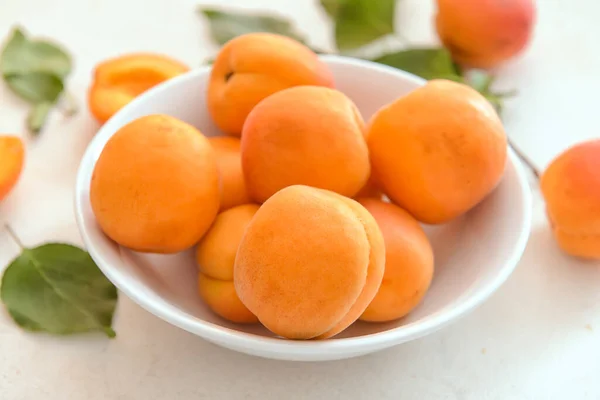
[5,224,25,250]
[508,138,540,180]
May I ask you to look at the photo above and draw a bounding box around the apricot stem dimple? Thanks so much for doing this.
[224,71,234,82]
[508,137,540,179]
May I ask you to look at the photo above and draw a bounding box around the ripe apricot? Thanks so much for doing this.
[241,86,370,203]
[435,0,535,68]
[355,173,384,199]
[198,275,257,324]
[196,204,259,323]
[367,79,507,224]
[357,199,434,322]
[207,33,334,136]
[234,185,385,340]
[541,139,600,260]
[0,136,25,201]
[208,137,250,211]
[88,53,189,124]
[90,114,219,253]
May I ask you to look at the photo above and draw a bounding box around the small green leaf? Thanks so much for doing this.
[371,48,461,80]
[27,102,53,134]
[199,8,305,45]
[1,27,71,79]
[324,0,395,51]
[0,27,75,131]
[5,72,63,103]
[1,229,118,338]
[320,0,345,18]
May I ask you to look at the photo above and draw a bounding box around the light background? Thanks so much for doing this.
[1,0,599,398]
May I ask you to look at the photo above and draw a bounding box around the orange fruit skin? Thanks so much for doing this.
[355,172,384,200]
[88,53,189,124]
[241,86,370,204]
[207,33,334,137]
[208,137,251,211]
[358,199,434,322]
[435,0,535,68]
[313,190,386,340]
[196,204,260,324]
[541,139,600,260]
[0,136,25,201]
[90,114,220,254]
[198,275,258,324]
[234,185,385,340]
[367,79,507,225]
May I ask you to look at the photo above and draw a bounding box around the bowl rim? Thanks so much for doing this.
[74,54,533,356]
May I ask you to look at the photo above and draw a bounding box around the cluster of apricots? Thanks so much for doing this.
[1,1,597,341]
[434,0,599,261]
[89,32,510,340]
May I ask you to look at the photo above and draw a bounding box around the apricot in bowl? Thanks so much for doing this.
[75,55,531,362]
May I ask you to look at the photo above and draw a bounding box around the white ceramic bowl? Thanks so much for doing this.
[74,55,532,362]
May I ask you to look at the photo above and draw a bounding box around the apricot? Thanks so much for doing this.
[541,139,600,260]
[198,275,257,324]
[207,33,334,136]
[88,53,189,124]
[208,137,250,211]
[90,114,219,253]
[355,172,384,199]
[435,0,535,68]
[357,199,434,322]
[241,86,370,203]
[234,185,385,340]
[0,136,25,201]
[367,79,507,224]
[196,204,259,323]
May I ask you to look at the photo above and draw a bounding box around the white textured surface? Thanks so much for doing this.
[0,0,599,398]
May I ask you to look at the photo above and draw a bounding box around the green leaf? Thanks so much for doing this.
[320,0,345,18]
[199,8,305,45]
[323,0,396,51]
[5,72,63,103]
[1,27,71,79]
[27,102,53,134]
[371,48,461,80]
[0,27,75,133]
[1,232,118,338]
